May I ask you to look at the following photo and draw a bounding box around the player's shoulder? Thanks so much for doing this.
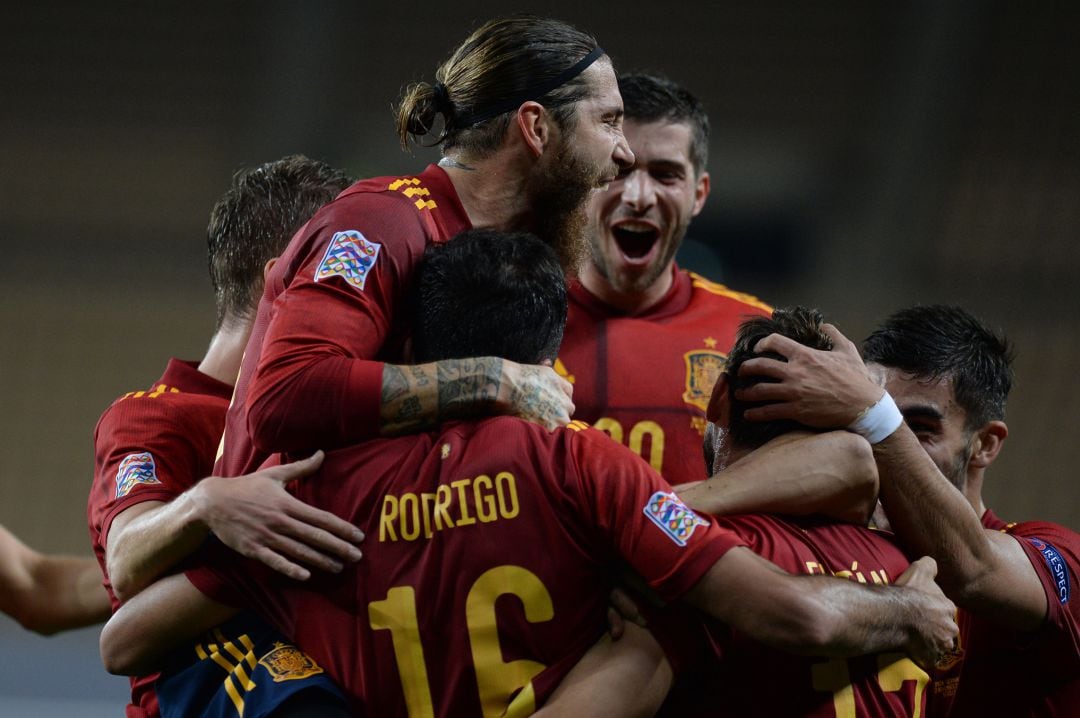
[1007,520,1080,555]
[94,383,225,444]
[330,171,444,223]
[684,270,772,315]
[560,419,618,448]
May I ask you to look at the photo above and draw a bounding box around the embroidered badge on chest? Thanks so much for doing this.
[682,349,726,411]
[315,230,381,291]
[115,452,161,498]
[643,491,709,546]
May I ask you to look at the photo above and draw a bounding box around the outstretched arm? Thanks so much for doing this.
[871,427,1045,629]
[685,548,957,671]
[380,358,574,436]
[680,429,878,524]
[0,524,111,634]
[736,324,1047,630]
[106,453,364,601]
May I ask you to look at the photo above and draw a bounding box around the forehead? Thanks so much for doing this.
[870,363,966,419]
[624,119,695,165]
[577,58,621,111]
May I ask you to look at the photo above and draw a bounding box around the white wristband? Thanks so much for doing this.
[848,391,903,444]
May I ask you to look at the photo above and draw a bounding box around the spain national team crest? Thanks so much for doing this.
[682,350,726,411]
[115,452,161,498]
[259,642,326,682]
[643,491,709,547]
[315,230,381,291]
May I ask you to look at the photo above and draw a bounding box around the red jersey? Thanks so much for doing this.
[930,510,1080,717]
[217,164,471,477]
[188,418,744,716]
[88,359,232,718]
[704,514,929,716]
[558,267,770,485]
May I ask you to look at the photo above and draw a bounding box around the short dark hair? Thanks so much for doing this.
[862,305,1014,429]
[207,155,352,328]
[397,15,601,158]
[618,73,710,174]
[723,307,833,448]
[413,229,567,364]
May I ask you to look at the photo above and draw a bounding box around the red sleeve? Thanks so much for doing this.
[246,194,430,454]
[566,428,745,601]
[1007,521,1080,676]
[89,397,219,554]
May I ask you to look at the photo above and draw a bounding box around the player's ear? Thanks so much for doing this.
[706,373,732,426]
[515,101,550,158]
[970,420,1008,469]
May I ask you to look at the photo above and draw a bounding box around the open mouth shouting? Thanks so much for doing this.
[610,219,661,264]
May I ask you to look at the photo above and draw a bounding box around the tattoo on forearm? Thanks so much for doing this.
[408,365,432,387]
[381,364,435,435]
[508,379,557,422]
[382,365,410,404]
[395,395,422,423]
[381,358,505,436]
[437,357,501,419]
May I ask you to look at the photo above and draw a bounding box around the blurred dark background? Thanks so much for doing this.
[0,5,1078,702]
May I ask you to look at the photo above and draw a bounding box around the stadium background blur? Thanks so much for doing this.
[1,2,1077,713]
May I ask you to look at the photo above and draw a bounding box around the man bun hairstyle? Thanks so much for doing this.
[396,15,602,158]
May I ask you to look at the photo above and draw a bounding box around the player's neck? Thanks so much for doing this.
[579,261,675,315]
[198,319,253,387]
[440,152,532,231]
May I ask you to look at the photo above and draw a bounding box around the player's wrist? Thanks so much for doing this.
[182,479,222,534]
[847,391,903,445]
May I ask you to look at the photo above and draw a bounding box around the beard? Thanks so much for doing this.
[526,140,609,276]
[941,436,977,491]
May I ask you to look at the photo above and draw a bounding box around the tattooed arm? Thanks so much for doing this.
[380,357,574,435]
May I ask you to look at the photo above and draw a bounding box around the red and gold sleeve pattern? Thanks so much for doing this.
[564,424,745,601]
[227,168,470,468]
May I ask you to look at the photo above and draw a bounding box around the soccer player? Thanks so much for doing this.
[697,307,938,715]
[557,73,769,485]
[215,15,633,478]
[0,523,109,634]
[101,230,957,716]
[89,156,360,718]
[558,74,877,517]
[736,304,1080,714]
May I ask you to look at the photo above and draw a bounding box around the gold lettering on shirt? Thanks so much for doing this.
[804,559,890,585]
[379,472,521,542]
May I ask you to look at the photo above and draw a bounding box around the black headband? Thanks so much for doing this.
[452,46,605,128]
